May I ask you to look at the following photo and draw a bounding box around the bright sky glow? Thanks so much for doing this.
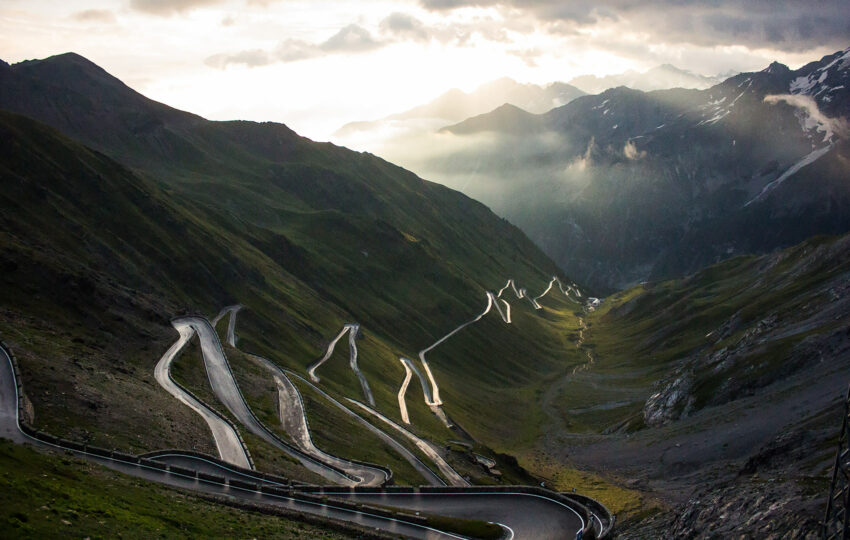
[0,0,845,140]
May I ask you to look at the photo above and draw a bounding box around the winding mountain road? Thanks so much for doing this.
[1,341,591,539]
[273,371,388,486]
[397,358,415,424]
[399,277,581,426]
[397,356,438,425]
[417,291,499,408]
[154,319,251,468]
[328,490,585,540]
[497,278,538,309]
[163,315,362,485]
[279,367,446,487]
[223,313,415,487]
[224,312,448,488]
[0,346,471,537]
[211,304,243,345]
[225,305,241,347]
[308,324,375,406]
[1,271,599,537]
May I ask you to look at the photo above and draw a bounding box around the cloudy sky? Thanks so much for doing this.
[1,1,847,139]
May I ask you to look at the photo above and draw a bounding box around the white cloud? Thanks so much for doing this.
[623,139,646,160]
[380,12,430,42]
[764,94,849,141]
[418,0,850,53]
[205,49,271,68]
[205,23,383,68]
[71,9,117,24]
[130,0,223,16]
[5,0,847,144]
[567,136,595,172]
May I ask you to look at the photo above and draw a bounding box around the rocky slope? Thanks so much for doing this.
[545,232,850,536]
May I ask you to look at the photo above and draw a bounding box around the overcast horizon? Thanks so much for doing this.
[2,1,848,140]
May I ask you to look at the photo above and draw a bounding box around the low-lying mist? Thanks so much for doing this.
[332,117,644,218]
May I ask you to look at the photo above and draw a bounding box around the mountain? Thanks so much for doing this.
[334,77,584,146]
[568,64,725,94]
[334,77,585,139]
[561,231,850,536]
[0,53,583,485]
[330,78,585,209]
[438,103,542,135]
[394,77,586,120]
[330,66,724,224]
[423,47,850,292]
[3,51,849,536]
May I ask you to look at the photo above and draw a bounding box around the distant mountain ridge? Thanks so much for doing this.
[568,64,725,94]
[438,103,541,135]
[335,77,585,139]
[335,65,721,140]
[393,77,585,119]
[331,64,737,191]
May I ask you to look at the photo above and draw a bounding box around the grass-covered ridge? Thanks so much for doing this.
[0,90,580,484]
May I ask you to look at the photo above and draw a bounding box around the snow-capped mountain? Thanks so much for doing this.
[429,48,850,291]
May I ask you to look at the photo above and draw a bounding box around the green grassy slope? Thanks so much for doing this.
[427,289,586,450]
[0,97,579,483]
[505,233,850,525]
[0,109,349,455]
[0,440,378,539]
[558,233,850,434]
[526,233,849,525]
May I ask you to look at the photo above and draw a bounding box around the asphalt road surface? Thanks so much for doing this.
[154,320,251,468]
[181,316,385,485]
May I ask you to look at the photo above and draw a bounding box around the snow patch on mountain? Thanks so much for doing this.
[821,48,850,72]
[745,144,834,207]
[790,70,828,95]
[592,99,610,110]
[789,48,850,99]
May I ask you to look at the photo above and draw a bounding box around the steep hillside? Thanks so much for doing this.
[0,53,565,347]
[0,54,589,488]
[546,233,850,535]
[422,48,850,292]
